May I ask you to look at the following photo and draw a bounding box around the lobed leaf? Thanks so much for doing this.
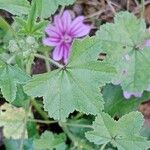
[0,62,30,102]
[96,11,150,93]
[24,37,116,121]
[85,111,150,150]
[0,0,30,15]
[33,131,66,150]
[36,0,75,18]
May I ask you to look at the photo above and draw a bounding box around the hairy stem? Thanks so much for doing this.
[28,119,57,124]
[44,51,51,71]
[64,122,93,129]
[31,99,49,120]
[34,53,64,68]
[60,122,78,146]
[100,143,108,150]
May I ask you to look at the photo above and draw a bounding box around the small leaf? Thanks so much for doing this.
[0,103,27,139]
[36,0,75,18]
[24,37,116,121]
[26,0,37,32]
[33,131,66,150]
[0,62,30,102]
[85,112,150,150]
[0,0,30,15]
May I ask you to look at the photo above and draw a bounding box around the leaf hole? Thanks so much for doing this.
[98,53,107,61]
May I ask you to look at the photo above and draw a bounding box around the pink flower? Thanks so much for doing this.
[43,10,91,64]
[123,91,142,99]
[123,84,150,99]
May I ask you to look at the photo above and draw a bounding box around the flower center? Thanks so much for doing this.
[62,34,72,43]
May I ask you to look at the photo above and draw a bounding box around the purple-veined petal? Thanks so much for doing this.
[43,37,60,46]
[69,16,84,33]
[63,44,71,64]
[62,11,72,32]
[45,25,60,38]
[54,15,64,34]
[53,45,64,61]
[72,24,91,37]
[123,91,142,99]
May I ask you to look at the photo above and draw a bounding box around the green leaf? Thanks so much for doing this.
[103,84,150,117]
[85,112,150,150]
[0,0,30,15]
[0,62,30,102]
[13,1,48,36]
[33,131,66,150]
[24,37,116,121]
[27,0,37,32]
[68,118,99,150]
[0,103,27,139]
[36,0,75,18]
[96,11,150,93]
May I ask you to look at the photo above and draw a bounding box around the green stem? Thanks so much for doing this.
[28,119,57,124]
[26,62,32,75]
[34,53,64,68]
[44,51,51,71]
[65,122,93,129]
[100,143,107,150]
[31,99,49,120]
[60,122,78,146]
[27,118,92,129]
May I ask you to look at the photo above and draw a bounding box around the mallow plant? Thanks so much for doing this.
[0,0,150,149]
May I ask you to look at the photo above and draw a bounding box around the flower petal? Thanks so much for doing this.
[123,91,131,99]
[54,15,64,34]
[123,91,142,99]
[53,45,63,61]
[62,11,72,32]
[45,25,60,38]
[69,16,90,37]
[72,24,91,37]
[63,44,71,64]
[43,37,60,46]
[69,16,84,33]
